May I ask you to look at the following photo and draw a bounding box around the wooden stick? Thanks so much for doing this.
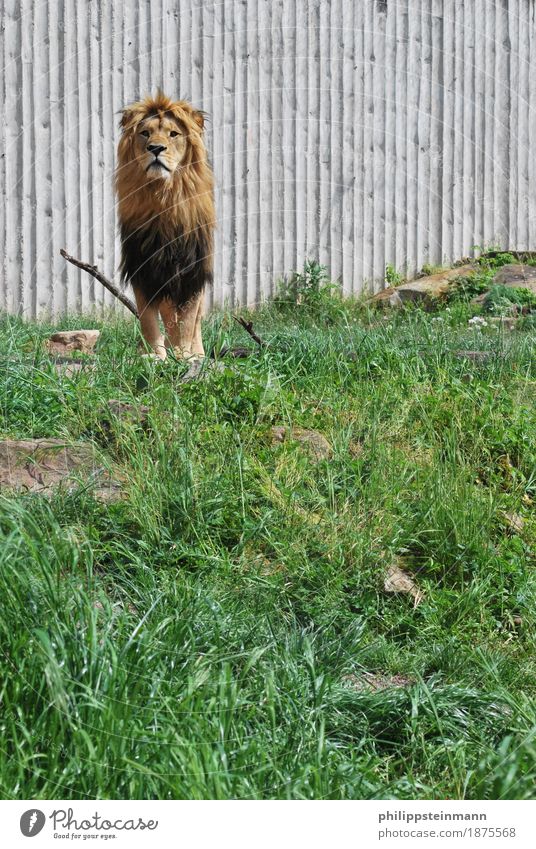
[232,315,265,348]
[60,249,139,317]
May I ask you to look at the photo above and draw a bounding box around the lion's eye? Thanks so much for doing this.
[140,130,150,138]
[169,130,181,138]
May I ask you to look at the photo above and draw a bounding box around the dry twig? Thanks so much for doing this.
[232,315,265,348]
[60,249,139,317]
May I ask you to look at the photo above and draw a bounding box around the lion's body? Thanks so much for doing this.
[115,91,215,359]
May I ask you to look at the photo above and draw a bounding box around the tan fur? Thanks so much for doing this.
[115,91,215,359]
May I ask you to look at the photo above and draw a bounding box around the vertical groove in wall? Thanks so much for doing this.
[361,0,372,291]
[329,0,342,284]
[281,0,295,276]
[318,0,330,272]
[393,2,406,273]
[529,1,536,247]
[0,1,5,312]
[341,0,354,295]
[22,0,36,316]
[1,0,536,316]
[222,1,236,305]
[268,0,285,294]
[306,0,319,280]
[430,0,442,266]
[440,0,453,264]
[234,0,247,307]
[518,0,530,247]
[245,0,259,306]
[295,0,307,275]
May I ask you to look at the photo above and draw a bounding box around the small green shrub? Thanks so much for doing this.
[275,259,347,322]
[278,260,333,303]
[385,264,404,286]
[483,284,536,315]
[446,272,493,304]
[476,251,516,270]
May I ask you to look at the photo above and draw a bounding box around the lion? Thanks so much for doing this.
[115,91,215,360]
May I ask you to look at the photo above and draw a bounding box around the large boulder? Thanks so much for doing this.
[372,264,476,307]
[493,263,536,293]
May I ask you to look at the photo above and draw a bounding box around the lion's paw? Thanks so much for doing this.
[140,351,167,362]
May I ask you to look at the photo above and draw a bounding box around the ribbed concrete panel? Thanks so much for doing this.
[1,0,536,317]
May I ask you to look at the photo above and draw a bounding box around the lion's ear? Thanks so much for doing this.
[119,108,135,130]
[192,109,207,132]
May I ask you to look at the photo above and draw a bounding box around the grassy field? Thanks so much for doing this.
[1,267,535,800]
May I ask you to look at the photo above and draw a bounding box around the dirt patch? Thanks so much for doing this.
[343,672,415,693]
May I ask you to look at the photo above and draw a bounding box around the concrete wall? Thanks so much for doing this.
[1,0,536,316]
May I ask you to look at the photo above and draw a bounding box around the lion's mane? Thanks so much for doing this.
[115,91,215,308]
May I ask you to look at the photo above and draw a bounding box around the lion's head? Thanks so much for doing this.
[117,89,207,185]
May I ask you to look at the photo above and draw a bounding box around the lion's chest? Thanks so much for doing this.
[119,218,208,306]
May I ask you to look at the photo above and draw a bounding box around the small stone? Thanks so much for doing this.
[502,512,525,534]
[46,329,100,354]
[270,426,333,462]
[384,562,423,606]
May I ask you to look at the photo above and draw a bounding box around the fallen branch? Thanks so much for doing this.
[60,249,139,318]
[232,315,265,348]
[213,345,252,359]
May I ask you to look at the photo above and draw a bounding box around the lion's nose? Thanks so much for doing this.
[147,143,167,156]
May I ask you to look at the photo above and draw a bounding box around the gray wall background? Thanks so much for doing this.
[1,0,536,317]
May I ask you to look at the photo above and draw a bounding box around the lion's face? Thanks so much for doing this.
[130,113,189,182]
[116,92,215,237]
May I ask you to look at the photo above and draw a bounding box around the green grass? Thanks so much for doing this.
[0,287,535,800]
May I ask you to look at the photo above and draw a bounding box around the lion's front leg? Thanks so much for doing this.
[160,291,205,359]
[133,288,167,360]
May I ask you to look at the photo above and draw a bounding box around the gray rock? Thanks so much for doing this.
[494,263,536,292]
